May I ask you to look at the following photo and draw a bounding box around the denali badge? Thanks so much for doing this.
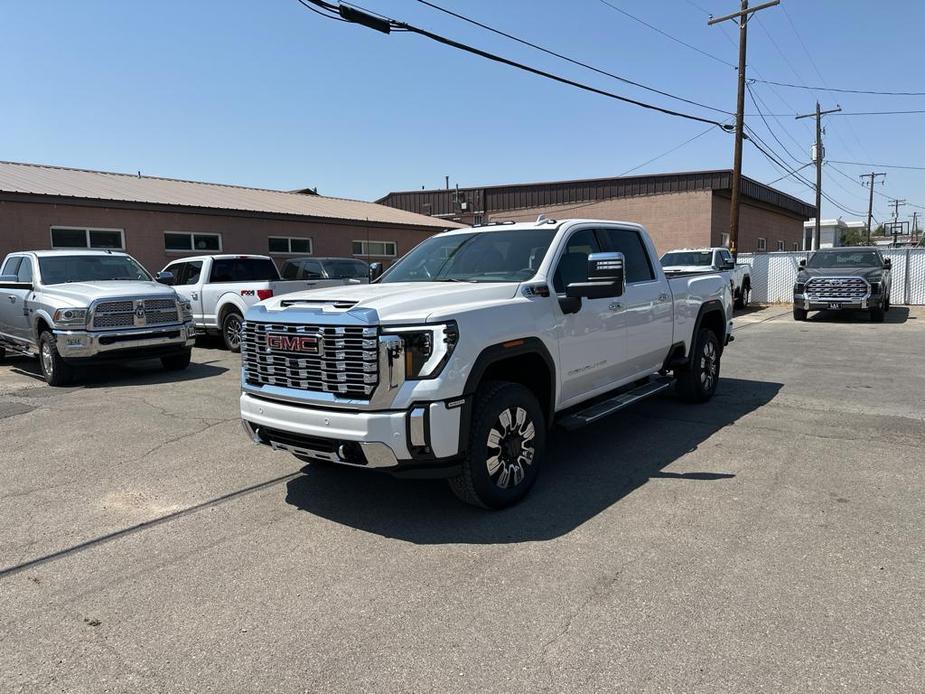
[266,332,321,355]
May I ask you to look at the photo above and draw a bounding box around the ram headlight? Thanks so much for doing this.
[52,308,88,328]
[384,322,458,379]
[177,298,193,320]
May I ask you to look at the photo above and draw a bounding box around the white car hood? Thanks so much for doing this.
[39,281,177,307]
[255,281,522,324]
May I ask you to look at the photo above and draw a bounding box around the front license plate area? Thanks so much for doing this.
[828,303,842,310]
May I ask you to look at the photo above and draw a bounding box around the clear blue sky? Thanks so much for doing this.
[3,0,924,224]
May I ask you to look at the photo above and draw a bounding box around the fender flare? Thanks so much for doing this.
[690,300,727,355]
[216,295,248,323]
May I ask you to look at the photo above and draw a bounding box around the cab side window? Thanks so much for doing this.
[2,257,22,277]
[598,228,655,283]
[553,229,601,293]
[164,262,184,285]
[17,258,33,283]
[183,261,203,285]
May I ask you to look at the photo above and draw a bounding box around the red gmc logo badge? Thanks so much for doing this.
[266,333,321,355]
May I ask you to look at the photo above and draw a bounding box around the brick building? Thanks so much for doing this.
[378,170,816,255]
[0,161,461,274]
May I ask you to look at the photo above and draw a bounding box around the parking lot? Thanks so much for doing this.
[1,305,923,693]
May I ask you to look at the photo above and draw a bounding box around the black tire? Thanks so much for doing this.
[675,328,721,403]
[221,310,244,352]
[884,294,891,313]
[448,381,546,509]
[735,281,750,309]
[38,331,73,387]
[870,303,885,323]
[161,349,192,371]
[0,346,5,361]
[793,307,808,321]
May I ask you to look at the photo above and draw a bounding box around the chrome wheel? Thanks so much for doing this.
[486,406,536,489]
[224,314,242,349]
[41,340,54,377]
[699,339,717,391]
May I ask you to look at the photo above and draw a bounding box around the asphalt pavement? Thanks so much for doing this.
[1,306,923,693]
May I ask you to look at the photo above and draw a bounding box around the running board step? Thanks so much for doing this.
[558,376,674,431]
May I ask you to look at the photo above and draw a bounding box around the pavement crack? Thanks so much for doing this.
[539,571,624,659]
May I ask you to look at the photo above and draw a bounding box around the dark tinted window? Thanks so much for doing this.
[281,259,324,280]
[600,228,655,283]
[807,251,882,268]
[322,259,368,279]
[18,258,34,283]
[50,228,87,248]
[553,229,601,293]
[185,261,203,285]
[209,258,280,283]
[660,251,713,267]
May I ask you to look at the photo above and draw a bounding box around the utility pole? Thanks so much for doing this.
[860,171,886,244]
[796,102,842,250]
[888,199,906,247]
[708,0,780,260]
[911,211,920,244]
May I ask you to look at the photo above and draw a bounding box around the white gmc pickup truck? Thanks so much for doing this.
[240,219,734,508]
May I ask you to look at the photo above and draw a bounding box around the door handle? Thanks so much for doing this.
[657,293,670,303]
[609,301,623,311]
[7,296,15,303]
[191,292,199,300]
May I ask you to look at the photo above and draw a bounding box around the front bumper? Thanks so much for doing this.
[53,322,196,360]
[793,294,871,311]
[240,392,463,475]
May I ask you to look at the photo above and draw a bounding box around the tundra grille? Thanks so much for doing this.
[805,277,869,300]
[92,297,180,329]
[242,322,379,397]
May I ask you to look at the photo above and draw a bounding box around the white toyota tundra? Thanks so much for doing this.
[239,219,734,508]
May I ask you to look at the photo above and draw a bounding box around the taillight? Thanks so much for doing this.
[257,289,274,301]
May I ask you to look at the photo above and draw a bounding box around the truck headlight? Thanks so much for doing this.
[53,308,88,328]
[177,299,193,320]
[384,322,458,379]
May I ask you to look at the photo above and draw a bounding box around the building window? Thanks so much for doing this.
[164,231,222,253]
[268,236,312,255]
[777,240,785,251]
[792,242,800,251]
[720,232,730,248]
[757,237,767,251]
[51,227,124,250]
[352,240,396,257]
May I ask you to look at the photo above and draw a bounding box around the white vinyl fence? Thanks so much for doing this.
[736,248,925,305]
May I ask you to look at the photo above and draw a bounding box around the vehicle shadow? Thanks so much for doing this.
[5,356,228,388]
[284,377,782,544]
[808,306,910,324]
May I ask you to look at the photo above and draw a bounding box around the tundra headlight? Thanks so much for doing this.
[53,308,88,328]
[384,322,458,379]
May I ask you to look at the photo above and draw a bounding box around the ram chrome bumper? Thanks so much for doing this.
[53,322,196,359]
[240,392,463,472]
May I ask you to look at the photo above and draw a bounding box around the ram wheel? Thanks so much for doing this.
[448,381,546,509]
[38,331,74,387]
[675,328,721,403]
[221,310,244,352]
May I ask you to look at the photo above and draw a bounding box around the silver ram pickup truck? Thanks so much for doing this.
[0,250,195,386]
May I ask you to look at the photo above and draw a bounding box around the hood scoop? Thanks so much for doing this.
[279,298,358,310]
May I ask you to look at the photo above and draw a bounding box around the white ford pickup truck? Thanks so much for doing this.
[240,219,734,508]
[159,255,313,351]
[660,247,752,308]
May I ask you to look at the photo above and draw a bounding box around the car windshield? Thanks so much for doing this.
[661,251,713,267]
[807,251,881,268]
[380,229,557,283]
[321,259,369,279]
[38,255,152,285]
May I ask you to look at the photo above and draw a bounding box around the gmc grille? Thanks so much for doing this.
[805,277,869,300]
[242,322,379,397]
[91,297,180,329]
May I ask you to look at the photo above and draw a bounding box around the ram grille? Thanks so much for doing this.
[242,322,379,397]
[92,297,180,329]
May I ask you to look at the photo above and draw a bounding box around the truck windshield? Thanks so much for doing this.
[381,229,557,283]
[661,251,713,267]
[807,251,881,268]
[38,255,152,285]
[210,258,280,282]
[321,259,369,279]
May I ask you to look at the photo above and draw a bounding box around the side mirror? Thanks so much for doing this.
[0,274,32,290]
[721,260,735,270]
[798,259,807,268]
[566,252,626,300]
[369,262,384,282]
[155,270,174,285]
[884,258,892,269]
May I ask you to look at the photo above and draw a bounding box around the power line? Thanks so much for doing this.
[752,78,925,97]
[298,1,728,127]
[830,110,925,117]
[412,0,733,115]
[593,0,737,68]
[828,160,925,172]
[745,81,803,165]
[618,122,723,176]
[768,162,811,185]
